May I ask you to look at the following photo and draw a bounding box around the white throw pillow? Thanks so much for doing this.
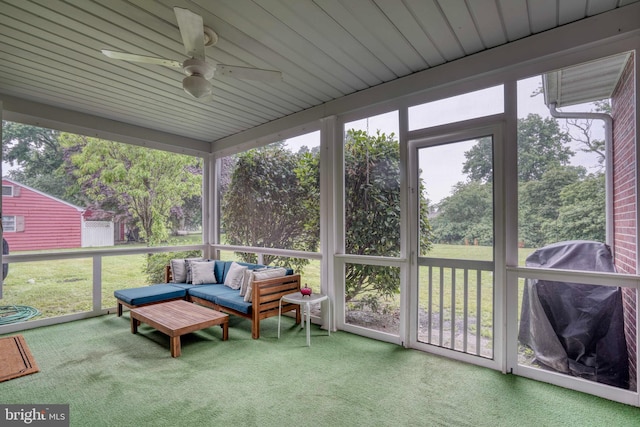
[244,267,287,302]
[170,259,187,283]
[170,257,202,283]
[185,258,204,283]
[190,261,217,285]
[224,262,247,290]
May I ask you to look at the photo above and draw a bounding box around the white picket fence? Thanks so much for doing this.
[81,220,114,247]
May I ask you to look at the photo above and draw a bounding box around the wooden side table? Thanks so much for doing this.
[278,292,331,346]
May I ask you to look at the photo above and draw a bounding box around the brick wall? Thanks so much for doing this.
[611,52,637,391]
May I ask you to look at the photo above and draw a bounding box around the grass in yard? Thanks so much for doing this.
[101,254,152,309]
[3,234,202,320]
[2,255,149,318]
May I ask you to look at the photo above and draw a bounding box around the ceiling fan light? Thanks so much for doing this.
[182,75,211,98]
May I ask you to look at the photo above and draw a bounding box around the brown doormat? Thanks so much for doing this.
[0,335,39,382]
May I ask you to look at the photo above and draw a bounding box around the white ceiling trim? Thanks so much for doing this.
[2,95,211,156]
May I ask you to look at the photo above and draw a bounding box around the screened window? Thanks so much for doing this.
[344,111,400,257]
[1,122,203,252]
[516,52,638,392]
[408,85,504,131]
[516,74,609,268]
[218,131,321,275]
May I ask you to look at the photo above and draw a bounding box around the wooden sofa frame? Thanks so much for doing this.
[164,265,302,339]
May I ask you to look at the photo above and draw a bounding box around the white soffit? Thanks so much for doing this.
[543,52,632,107]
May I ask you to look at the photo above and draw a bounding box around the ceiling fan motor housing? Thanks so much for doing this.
[182,58,214,79]
[183,75,211,98]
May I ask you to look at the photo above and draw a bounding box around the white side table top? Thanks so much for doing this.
[278,291,331,346]
[281,292,328,304]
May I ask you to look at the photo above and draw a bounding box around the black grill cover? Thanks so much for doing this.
[518,240,629,389]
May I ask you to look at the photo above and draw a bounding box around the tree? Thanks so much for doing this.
[462,136,494,183]
[555,173,606,242]
[344,129,431,309]
[564,100,610,170]
[221,130,432,312]
[519,165,586,247]
[518,114,573,181]
[462,114,573,183]
[295,146,321,252]
[1,122,80,203]
[221,143,318,271]
[456,114,598,248]
[61,134,201,244]
[431,181,493,245]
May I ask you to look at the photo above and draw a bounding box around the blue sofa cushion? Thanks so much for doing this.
[237,262,267,271]
[216,294,252,314]
[188,284,252,314]
[213,260,227,284]
[169,283,197,291]
[187,284,237,305]
[115,261,295,309]
[114,284,186,306]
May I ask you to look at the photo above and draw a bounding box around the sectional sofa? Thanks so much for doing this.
[114,259,301,339]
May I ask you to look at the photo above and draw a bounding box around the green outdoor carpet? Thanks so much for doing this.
[0,314,638,427]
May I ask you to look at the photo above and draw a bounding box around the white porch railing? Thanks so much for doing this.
[418,257,494,358]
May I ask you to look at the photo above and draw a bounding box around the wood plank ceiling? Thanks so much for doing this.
[0,0,637,146]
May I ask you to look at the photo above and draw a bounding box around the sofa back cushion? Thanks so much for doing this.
[190,260,217,285]
[213,260,226,284]
[244,267,288,302]
[223,262,247,290]
[218,261,266,283]
[170,257,203,283]
[168,259,293,286]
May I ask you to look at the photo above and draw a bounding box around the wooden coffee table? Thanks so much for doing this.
[130,300,228,357]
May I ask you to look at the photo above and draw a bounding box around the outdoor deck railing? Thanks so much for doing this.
[418,257,494,358]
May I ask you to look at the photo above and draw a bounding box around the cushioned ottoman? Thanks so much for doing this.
[114,284,187,316]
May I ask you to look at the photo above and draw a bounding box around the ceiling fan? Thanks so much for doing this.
[101,7,282,101]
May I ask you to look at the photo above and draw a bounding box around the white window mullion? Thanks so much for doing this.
[398,106,411,347]
[321,115,337,331]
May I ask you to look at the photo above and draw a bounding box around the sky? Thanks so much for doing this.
[284,75,606,204]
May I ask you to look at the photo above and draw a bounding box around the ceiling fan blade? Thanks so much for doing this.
[174,7,205,60]
[101,50,182,68]
[215,64,283,83]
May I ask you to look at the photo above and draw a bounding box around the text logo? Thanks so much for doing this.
[0,405,69,426]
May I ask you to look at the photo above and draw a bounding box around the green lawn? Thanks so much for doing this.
[2,254,150,318]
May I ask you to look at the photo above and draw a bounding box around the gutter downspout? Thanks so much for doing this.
[548,102,613,248]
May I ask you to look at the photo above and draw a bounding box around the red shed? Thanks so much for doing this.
[1,178,84,251]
